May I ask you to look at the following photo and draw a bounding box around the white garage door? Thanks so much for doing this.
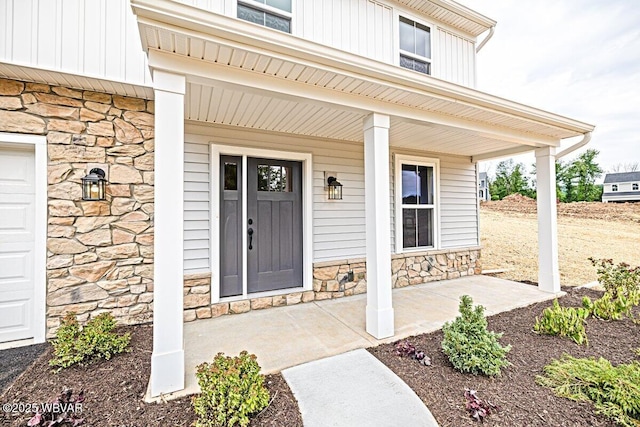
[0,145,36,343]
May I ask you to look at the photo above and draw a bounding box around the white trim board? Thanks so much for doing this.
[209,143,313,304]
[0,132,47,346]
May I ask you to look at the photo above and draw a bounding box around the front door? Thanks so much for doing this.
[220,156,303,297]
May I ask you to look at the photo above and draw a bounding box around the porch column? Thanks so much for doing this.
[535,146,561,293]
[150,70,186,396]
[363,113,394,339]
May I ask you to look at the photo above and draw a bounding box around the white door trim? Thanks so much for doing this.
[210,143,313,303]
[0,132,47,345]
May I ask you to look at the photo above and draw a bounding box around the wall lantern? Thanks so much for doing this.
[326,175,343,200]
[82,168,107,201]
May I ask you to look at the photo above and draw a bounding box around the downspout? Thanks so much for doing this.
[556,132,592,159]
[476,26,495,53]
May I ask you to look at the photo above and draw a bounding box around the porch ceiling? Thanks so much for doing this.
[132,0,594,160]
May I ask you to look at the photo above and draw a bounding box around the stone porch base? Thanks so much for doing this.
[183,247,481,322]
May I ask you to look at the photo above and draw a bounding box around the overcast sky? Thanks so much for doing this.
[463,0,640,177]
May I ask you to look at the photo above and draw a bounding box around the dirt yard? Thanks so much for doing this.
[480,194,640,286]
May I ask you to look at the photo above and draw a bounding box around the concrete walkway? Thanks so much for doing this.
[282,349,439,427]
[180,275,561,397]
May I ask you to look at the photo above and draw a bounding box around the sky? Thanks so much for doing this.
[462,0,640,178]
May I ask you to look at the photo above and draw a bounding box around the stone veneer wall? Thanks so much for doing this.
[182,247,481,321]
[0,78,155,337]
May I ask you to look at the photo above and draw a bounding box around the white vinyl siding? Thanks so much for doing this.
[439,159,479,248]
[0,0,151,87]
[184,126,480,273]
[184,142,211,272]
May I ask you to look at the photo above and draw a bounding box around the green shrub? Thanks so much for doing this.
[534,299,589,345]
[584,258,640,320]
[192,351,270,427]
[50,312,130,371]
[441,295,511,376]
[537,354,640,427]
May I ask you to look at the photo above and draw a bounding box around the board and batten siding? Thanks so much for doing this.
[183,126,479,273]
[0,0,151,86]
[433,28,476,87]
[184,142,211,272]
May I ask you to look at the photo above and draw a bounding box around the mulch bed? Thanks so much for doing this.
[369,287,640,427]
[0,323,302,427]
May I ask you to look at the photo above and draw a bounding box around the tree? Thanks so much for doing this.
[569,149,603,202]
[489,160,533,200]
[610,162,639,172]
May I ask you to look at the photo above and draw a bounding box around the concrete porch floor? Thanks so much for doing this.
[179,275,561,397]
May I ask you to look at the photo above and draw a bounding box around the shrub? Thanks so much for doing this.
[537,354,640,427]
[441,295,511,376]
[464,388,499,422]
[583,258,640,320]
[393,340,431,366]
[192,351,270,427]
[49,313,130,371]
[534,299,589,345]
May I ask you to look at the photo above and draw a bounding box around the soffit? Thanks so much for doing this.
[397,0,496,37]
[0,62,153,99]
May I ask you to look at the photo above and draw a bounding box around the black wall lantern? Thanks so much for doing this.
[82,168,107,201]
[327,175,343,200]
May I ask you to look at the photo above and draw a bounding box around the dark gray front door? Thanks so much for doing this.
[247,157,302,293]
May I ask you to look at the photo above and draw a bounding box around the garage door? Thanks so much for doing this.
[0,145,36,343]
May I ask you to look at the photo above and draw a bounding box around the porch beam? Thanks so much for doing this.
[535,146,561,293]
[150,70,186,396]
[147,49,560,148]
[363,113,394,339]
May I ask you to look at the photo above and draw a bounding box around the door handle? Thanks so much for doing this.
[248,227,254,250]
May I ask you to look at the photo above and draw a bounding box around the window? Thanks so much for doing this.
[633,183,639,191]
[395,156,438,251]
[399,16,431,75]
[612,184,618,192]
[237,0,291,33]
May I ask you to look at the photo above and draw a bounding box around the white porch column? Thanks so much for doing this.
[535,146,561,293]
[363,113,394,339]
[150,70,186,396]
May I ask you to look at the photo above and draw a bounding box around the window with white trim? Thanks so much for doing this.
[399,16,431,75]
[395,156,438,251]
[633,183,639,191]
[612,184,618,191]
[237,0,291,33]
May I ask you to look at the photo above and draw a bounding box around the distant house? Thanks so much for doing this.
[602,172,640,203]
[479,172,491,201]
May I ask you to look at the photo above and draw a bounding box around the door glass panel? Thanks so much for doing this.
[258,164,292,192]
[224,162,237,190]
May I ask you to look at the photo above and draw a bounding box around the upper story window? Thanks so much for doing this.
[633,183,639,191]
[399,16,431,75]
[237,0,292,33]
[612,184,618,192]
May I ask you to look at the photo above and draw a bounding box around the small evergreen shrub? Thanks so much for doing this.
[441,295,511,376]
[49,313,130,371]
[534,299,589,345]
[537,354,640,427]
[192,351,270,427]
[583,258,640,320]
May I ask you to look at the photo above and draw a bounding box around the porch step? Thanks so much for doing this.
[282,349,439,427]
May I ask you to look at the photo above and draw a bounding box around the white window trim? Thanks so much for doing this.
[395,13,433,73]
[0,133,46,346]
[210,143,313,304]
[394,154,441,254]
[235,0,294,34]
